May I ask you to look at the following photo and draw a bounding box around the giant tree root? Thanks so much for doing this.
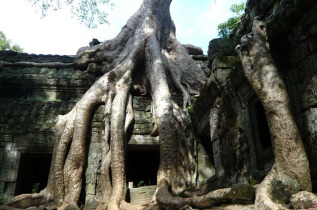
[236,20,312,209]
[3,189,54,209]
[156,179,255,210]
[3,0,206,209]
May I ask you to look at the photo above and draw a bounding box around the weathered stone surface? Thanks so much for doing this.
[195,0,317,194]
[0,150,20,182]
[194,56,210,76]
[0,183,4,194]
[133,96,151,111]
[302,108,317,136]
[212,56,239,70]
[183,44,203,55]
[129,185,157,204]
[228,184,255,203]
[3,183,16,196]
[0,53,93,204]
[0,50,75,63]
[290,191,317,209]
[129,135,159,145]
[197,142,215,186]
[208,38,238,62]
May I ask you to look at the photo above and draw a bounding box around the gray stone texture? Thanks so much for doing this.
[192,0,317,194]
[0,53,94,204]
[182,44,203,55]
[290,191,317,209]
[0,49,209,205]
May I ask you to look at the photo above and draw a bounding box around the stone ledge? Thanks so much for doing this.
[0,50,75,63]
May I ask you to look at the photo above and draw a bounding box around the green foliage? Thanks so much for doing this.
[27,0,113,28]
[137,181,145,187]
[0,31,23,53]
[249,175,259,186]
[230,2,245,15]
[217,2,245,38]
[32,182,40,193]
[186,96,198,113]
[11,45,24,53]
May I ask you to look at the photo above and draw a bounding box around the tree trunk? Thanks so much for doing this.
[235,20,312,209]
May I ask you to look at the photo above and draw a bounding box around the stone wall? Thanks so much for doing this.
[192,39,256,192]
[191,0,317,192]
[0,50,210,205]
[242,0,317,189]
[0,51,95,203]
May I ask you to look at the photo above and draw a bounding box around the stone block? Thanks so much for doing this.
[93,113,104,122]
[0,150,20,182]
[228,183,255,203]
[307,135,317,162]
[182,44,203,55]
[86,183,96,195]
[197,143,215,186]
[212,56,239,70]
[214,68,233,88]
[134,111,152,124]
[296,54,317,110]
[0,182,4,193]
[4,183,16,195]
[133,124,152,135]
[208,38,238,62]
[91,122,104,131]
[129,135,159,145]
[129,185,157,204]
[302,108,317,135]
[0,193,13,205]
[290,191,317,209]
[290,38,317,65]
[95,105,105,114]
[195,59,210,76]
[133,97,151,111]
[297,52,317,80]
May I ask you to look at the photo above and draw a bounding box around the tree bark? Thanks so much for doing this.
[235,20,312,209]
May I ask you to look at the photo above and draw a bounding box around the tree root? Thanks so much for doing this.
[156,179,255,210]
[3,188,54,209]
[255,167,289,209]
[235,20,313,210]
[2,0,209,209]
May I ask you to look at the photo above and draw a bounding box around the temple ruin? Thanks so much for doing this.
[0,0,316,208]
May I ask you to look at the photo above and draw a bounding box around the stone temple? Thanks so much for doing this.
[0,0,316,208]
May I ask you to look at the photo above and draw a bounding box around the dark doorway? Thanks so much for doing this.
[249,99,274,171]
[126,148,160,187]
[15,153,52,195]
[254,100,271,150]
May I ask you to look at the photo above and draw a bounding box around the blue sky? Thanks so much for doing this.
[0,0,244,55]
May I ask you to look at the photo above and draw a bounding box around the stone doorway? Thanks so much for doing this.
[15,153,51,195]
[126,147,160,188]
[249,99,274,178]
[126,146,160,204]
